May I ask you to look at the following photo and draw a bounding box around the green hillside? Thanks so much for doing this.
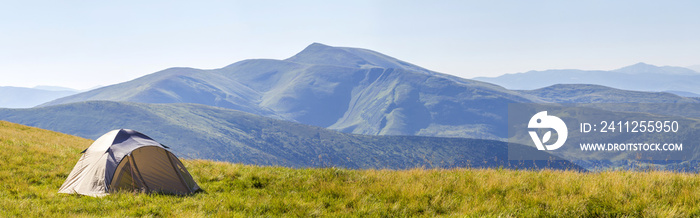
[2,121,700,216]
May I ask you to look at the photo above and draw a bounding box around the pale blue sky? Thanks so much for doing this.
[1,0,699,89]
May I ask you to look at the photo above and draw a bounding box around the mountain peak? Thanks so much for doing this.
[614,62,657,72]
[285,43,434,74]
[631,62,653,67]
[285,43,374,68]
[292,43,333,56]
[307,42,331,49]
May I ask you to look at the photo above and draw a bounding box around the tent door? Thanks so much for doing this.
[130,146,190,194]
[110,155,147,193]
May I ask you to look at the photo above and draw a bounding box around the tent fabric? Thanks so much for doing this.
[58,129,200,197]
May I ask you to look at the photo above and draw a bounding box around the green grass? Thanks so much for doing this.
[2,120,700,217]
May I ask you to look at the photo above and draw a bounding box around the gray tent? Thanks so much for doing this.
[58,129,200,197]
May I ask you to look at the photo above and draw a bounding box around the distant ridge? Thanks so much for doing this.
[473,63,700,93]
[687,64,700,73]
[613,62,699,75]
[33,85,79,92]
[664,90,700,98]
[0,86,78,108]
[520,84,699,103]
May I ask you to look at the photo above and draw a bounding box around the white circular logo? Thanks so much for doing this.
[528,111,568,150]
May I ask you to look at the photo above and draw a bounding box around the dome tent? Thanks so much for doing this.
[58,129,200,197]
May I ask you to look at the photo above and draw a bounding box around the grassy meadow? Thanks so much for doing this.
[2,120,700,217]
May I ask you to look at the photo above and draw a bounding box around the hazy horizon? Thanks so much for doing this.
[2,1,699,90]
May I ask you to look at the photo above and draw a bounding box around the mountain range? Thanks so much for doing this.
[42,43,539,140]
[473,62,700,96]
[3,43,699,171]
[40,45,700,140]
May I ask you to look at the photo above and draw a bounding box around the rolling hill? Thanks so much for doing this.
[0,101,582,170]
[41,43,537,139]
[473,62,700,95]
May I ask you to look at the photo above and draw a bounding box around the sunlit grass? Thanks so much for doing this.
[2,120,700,216]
